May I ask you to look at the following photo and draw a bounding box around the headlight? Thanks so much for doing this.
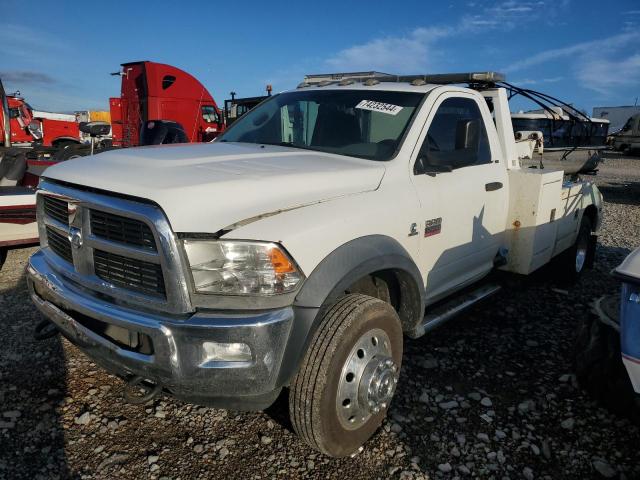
[183,240,303,296]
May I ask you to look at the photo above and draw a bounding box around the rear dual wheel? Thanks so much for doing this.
[289,294,403,457]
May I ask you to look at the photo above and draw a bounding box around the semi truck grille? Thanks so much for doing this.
[43,196,68,225]
[90,210,156,251]
[93,249,165,297]
[46,226,73,263]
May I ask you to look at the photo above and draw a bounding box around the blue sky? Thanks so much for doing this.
[1,0,638,115]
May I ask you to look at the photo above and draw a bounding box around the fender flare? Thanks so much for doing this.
[277,235,425,386]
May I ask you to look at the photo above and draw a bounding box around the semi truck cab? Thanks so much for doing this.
[109,61,224,148]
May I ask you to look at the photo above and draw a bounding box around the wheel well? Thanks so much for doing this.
[344,269,422,332]
[583,204,598,231]
[52,138,80,147]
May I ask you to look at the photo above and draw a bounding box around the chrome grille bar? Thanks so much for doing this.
[36,180,193,315]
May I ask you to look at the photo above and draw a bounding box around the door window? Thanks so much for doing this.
[201,105,220,124]
[418,97,492,170]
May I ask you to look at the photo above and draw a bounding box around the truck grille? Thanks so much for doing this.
[38,182,188,313]
[90,210,156,251]
[94,249,165,297]
[43,196,68,225]
[46,226,73,263]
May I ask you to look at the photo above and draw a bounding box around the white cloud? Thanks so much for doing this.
[324,1,569,75]
[502,31,640,72]
[511,76,564,86]
[576,54,640,95]
[325,27,452,73]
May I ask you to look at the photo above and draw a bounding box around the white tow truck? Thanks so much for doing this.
[27,72,602,457]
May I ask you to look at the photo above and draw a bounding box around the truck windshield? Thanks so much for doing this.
[218,90,424,161]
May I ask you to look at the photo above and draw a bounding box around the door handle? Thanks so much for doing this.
[485,182,503,192]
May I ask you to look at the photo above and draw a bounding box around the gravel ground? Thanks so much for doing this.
[1,153,639,480]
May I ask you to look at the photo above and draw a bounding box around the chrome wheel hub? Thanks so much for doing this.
[337,328,399,430]
[576,244,588,273]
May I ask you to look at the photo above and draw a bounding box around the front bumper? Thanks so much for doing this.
[27,250,294,410]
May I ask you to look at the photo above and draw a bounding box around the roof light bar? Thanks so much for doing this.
[298,71,506,88]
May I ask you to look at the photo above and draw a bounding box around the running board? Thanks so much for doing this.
[412,284,501,338]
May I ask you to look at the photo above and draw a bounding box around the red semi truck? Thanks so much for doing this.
[109,61,225,147]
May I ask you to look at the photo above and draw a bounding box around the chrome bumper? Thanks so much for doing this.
[27,250,294,410]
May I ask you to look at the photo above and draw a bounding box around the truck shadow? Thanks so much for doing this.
[0,257,75,479]
[598,181,640,206]
[391,242,634,477]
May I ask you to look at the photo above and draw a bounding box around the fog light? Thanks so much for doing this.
[202,341,252,364]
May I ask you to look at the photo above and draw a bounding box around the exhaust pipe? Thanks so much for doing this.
[122,375,162,404]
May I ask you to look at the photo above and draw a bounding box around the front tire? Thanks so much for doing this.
[557,215,593,281]
[289,294,403,457]
[53,144,89,161]
[0,248,7,270]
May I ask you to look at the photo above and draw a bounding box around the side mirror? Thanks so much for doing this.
[414,155,453,175]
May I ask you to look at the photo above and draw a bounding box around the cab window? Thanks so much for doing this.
[202,105,220,124]
[418,97,492,170]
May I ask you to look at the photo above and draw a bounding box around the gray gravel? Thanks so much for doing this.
[1,154,640,479]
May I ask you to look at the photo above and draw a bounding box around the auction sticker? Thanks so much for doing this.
[355,100,403,116]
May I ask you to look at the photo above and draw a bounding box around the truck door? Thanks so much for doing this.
[410,92,508,303]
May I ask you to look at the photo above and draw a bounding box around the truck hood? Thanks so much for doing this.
[43,142,386,233]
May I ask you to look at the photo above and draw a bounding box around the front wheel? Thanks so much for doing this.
[557,215,593,281]
[53,144,89,161]
[0,248,7,270]
[289,294,403,457]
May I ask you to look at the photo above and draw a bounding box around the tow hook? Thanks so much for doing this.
[122,376,162,404]
[33,318,59,341]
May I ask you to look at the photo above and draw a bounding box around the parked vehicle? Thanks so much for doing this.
[575,247,640,424]
[593,105,640,133]
[223,86,271,126]
[27,71,603,457]
[55,61,227,161]
[110,61,225,147]
[0,150,37,269]
[611,114,640,154]
[75,110,112,144]
[0,114,189,269]
[0,77,81,157]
